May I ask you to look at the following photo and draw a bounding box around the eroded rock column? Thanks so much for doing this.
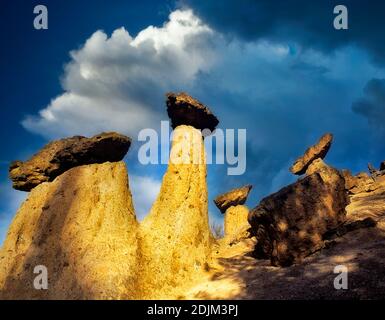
[0,133,139,299]
[0,162,139,299]
[139,92,219,299]
[214,185,252,245]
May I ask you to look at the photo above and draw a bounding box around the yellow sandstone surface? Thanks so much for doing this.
[0,161,139,299]
[224,205,249,237]
[0,126,214,300]
[139,125,214,299]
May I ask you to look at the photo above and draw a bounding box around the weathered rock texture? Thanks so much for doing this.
[139,125,213,299]
[219,205,251,247]
[9,132,131,191]
[214,185,252,214]
[166,92,219,132]
[0,162,139,299]
[342,169,385,195]
[249,164,349,266]
[224,205,250,236]
[290,133,333,175]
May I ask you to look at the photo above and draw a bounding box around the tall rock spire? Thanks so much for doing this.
[139,93,219,298]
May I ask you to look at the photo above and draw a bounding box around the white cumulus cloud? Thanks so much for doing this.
[22,9,216,139]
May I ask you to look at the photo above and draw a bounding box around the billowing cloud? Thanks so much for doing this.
[19,7,385,212]
[22,9,216,139]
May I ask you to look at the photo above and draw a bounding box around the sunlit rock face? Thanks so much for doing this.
[213,185,253,245]
[214,185,252,214]
[249,164,349,267]
[139,125,213,299]
[224,205,250,237]
[1,92,219,300]
[0,162,140,299]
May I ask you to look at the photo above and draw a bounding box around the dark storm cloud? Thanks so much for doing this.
[352,79,385,130]
[183,0,385,64]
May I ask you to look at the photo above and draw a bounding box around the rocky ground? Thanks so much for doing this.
[183,185,385,299]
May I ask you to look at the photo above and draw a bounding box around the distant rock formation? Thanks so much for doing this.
[214,185,252,214]
[9,132,131,191]
[290,133,333,175]
[343,162,385,195]
[0,162,139,299]
[214,185,252,245]
[166,92,219,132]
[249,133,348,267]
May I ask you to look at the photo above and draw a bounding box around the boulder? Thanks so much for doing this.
[290,133,333,175]
[9,132,131,191]
[380,161,385,171]
[214,185,252,214]
[166,92,219,132]
[0,162,139,299]
[249,164,349,267]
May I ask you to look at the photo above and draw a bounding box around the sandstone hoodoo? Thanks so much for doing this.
[214,185,252,214]
[9,132,131,191]
[166,92,219,132]
[214,185,252,242]
[1,92,220,300]
[0,161,139,299]
[290,133,333,175]
[138,93,220,298]
[140,125,213,298]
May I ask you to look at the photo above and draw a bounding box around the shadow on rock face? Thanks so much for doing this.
[0,162,139,299]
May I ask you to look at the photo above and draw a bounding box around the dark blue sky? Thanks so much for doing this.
[0,0,170,164]
[1,0,385,242]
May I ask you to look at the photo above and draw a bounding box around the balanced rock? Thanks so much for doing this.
[214,185,252,214]
[0,162,139,299]
[9,132,131,191]
[290,133,333,175]
[166,92,219,132]
[249,164,348,267]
